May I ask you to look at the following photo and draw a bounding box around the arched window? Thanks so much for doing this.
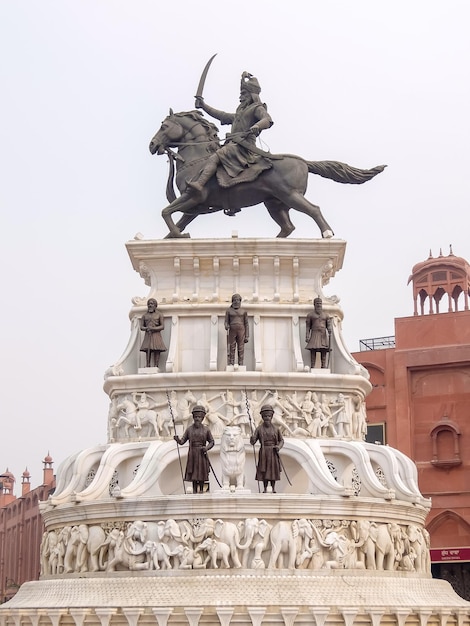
[430,418,461,469]
[452,284,463,312]
[433,287,445,313]
[418,288,429,315]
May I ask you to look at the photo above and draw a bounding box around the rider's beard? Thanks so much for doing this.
[236,98,251,113]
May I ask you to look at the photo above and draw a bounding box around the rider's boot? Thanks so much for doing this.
[187,154,219,194]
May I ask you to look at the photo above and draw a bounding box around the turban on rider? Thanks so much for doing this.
[241,72,261,94]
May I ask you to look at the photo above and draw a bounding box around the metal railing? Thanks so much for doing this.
[359,336,395,351]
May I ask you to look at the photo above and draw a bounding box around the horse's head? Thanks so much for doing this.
[149,109,184,155]
[184,390,197,403]
[149,109,220,155]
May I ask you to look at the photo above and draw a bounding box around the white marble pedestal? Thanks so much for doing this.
[2,237,469,626]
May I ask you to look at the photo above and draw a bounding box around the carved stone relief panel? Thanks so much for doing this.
[41,517,430,576]
[108,388,367,443]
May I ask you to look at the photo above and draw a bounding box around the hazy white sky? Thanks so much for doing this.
[1,1,469,490]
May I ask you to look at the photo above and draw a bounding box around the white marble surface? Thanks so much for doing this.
[3,237,469,624]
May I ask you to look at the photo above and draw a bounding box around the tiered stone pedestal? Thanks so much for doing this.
[105,238,370,446]
[1,238,469,626]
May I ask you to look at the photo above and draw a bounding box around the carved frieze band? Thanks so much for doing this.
[41,517,430,576]
[108,388,367,442]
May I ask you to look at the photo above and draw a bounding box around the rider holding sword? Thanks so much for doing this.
[188,71,274,203]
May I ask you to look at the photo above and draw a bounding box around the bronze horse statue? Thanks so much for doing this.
[149,109,385,238]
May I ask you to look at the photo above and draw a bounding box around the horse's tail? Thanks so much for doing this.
[306,160,386,185]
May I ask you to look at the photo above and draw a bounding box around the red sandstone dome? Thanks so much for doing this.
[408,247,470,315]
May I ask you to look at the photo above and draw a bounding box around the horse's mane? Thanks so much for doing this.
[172,110,220,150]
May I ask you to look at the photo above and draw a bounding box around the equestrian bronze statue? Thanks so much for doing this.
[149,56,385,238]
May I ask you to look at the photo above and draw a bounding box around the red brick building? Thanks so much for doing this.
[0,456,55,603]
[352,248,470,600]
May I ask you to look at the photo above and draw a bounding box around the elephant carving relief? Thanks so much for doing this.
[195,537,231,569]
[151,519,189,569]
[139,540,175,570]
[179,518,243,568]
[269,521,297,569]
[105,521,149,571]
[83,525,106,572]
[64,524,90,573]
[213,519,243,568]
[98,527,122,571]
[179,518,214,546]
[321,531,363,569]
[407,524,430,573]
[351,520,395,570]
[41,530,62,576]
[295,520,363,570]
[237,518,272,568]
[172,545,206,569]
[295,520,325,570]
[42,517,429,574]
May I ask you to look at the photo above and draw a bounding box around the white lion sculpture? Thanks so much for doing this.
[220,426,246,491]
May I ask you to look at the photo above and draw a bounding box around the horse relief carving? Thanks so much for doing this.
[109,390,198,439]
[110,393,161,438]
[108,388,365,442]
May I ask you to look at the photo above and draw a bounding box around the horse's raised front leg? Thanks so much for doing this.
[281,191,334,238]
[119,418,131,437]
[264,198,295,238]
[161,194,202,238]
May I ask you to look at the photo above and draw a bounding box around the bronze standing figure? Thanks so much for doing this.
[140,298,166,368]
[174,405,215,493]
[305,297,331,368]
[250,405,284,493]
[225,294,249,366]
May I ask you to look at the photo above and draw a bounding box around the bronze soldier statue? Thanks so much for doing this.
[140,298,166,368]
[250,405,284,493]
[174,405,215,493]
[305,297,331,369]
[224,294,249,366]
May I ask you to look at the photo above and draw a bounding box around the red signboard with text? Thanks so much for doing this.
[431,548,470,563]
